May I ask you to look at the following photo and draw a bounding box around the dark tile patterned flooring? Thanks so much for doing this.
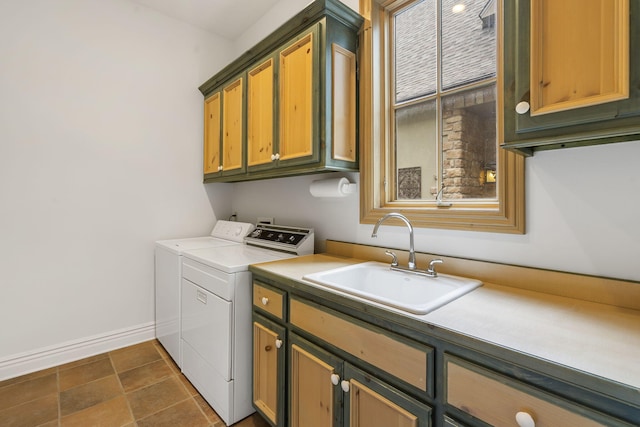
[0,340,269,427]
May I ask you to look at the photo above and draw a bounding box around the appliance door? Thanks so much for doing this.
[181,278,233,381]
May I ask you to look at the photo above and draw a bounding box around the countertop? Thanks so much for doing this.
[250,253,640,399]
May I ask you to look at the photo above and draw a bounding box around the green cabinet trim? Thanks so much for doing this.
[502,0,640,155]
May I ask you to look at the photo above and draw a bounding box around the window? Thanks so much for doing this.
[359,0,524,233]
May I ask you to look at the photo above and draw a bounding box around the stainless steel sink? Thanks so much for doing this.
[302,261,482,315]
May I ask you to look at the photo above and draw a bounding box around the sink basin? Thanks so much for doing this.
[302,261,482,315]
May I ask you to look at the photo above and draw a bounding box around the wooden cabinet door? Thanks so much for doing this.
[529,0,628,116]
[247,56,276,170]
[253,316,285,426]
[344,364,431,427]
[502,0,640,154]
[289,334,342,427]
[203,92,221,175]
[222,76,245,174]
[278,26,319,165]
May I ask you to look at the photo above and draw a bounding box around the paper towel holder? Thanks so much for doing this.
[309,177,357,198]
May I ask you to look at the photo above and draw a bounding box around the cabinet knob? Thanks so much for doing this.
[330,373,340,385]
[275,339,283,349]
[340,380,350,393]
[515,411,535,427]
[270,154,276,161]
[515,101,530,114]
[261,297,269,305]
[217,165,223,171]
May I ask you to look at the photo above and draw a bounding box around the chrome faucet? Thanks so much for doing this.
[371,213,416,270]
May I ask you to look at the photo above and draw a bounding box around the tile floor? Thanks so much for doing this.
[0,340,270,427]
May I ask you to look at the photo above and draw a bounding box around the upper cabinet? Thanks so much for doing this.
[203,73,247,178]
[502,0,640,155]
[199,0,363,182]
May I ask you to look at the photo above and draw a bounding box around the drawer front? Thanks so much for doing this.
[253,282,284,320]
[290,297,432,394]
[445,355,614,427]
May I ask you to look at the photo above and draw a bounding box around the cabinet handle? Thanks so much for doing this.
[515,411,535,427]
[340,380,350,393]
[261,297,269,305]
[217,165,223,171]
[515,101,530,114]
[330,373,340,386]
[271,153,280,161]
[275,339,283,349]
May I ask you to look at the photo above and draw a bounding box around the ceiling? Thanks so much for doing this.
[131,0,282,40]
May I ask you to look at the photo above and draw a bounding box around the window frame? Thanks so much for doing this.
[359,0,525,233]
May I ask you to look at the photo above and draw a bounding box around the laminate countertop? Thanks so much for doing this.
[249,253,640,400]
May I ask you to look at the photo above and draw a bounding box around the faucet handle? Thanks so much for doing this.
[427,259,444,277]
[384,250,399,267]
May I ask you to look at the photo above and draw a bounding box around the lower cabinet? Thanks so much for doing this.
[290,333,432,427]
[251,277,637,427]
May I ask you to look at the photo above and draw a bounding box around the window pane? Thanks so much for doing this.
[395,100,438,200]
[394,0,437,102]
[441,84,497,199]
[441,0,497,90]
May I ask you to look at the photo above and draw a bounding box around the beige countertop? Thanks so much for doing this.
[251,253,640,395]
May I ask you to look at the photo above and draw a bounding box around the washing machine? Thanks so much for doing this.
[154,220,254,367]
[180,223,314,426]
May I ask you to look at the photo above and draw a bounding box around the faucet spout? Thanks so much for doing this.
[371,213,416,269]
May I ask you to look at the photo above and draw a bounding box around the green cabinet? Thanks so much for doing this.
[199,0,362,182]
[502,0,640,155]
[250,267,639,427]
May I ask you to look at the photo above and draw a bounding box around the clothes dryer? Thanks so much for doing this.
[180,224,313,425]
[154,220,254,367]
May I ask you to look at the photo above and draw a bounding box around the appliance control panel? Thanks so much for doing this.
[245,224,314,255]
[210,220,255,243]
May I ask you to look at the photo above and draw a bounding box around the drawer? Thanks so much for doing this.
[290,297,433,395]
[253,282,285,320]
[445,355,623,427]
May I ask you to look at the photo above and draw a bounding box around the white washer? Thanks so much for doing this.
[154,220,254,367]
[180,224,314,426]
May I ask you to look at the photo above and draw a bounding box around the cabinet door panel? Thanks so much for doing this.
[203,93,221,174]
[332,44,357,162]
[222,77,244,172]
[345,364,431,427]
[279,31,315,162]
[248,58,275,169]
[290,344,337,427]
[253,316,285,426]
[530,0,628,115]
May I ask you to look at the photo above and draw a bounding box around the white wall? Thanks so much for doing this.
[0,0,233,363]
[230,0,640,283]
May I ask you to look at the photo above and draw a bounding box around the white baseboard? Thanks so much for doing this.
[0,322,156,381]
